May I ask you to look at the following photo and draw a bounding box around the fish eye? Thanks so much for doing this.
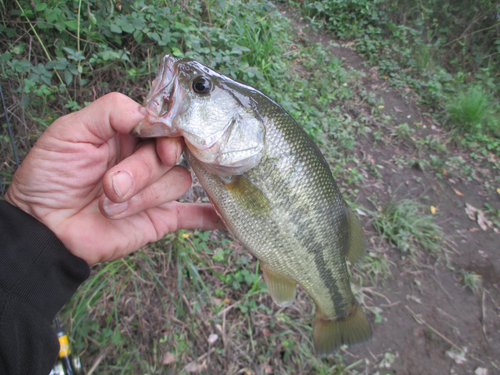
[192,77,212,95]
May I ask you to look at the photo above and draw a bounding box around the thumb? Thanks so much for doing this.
[47,93,145,145]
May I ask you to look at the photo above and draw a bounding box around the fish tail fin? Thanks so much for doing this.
[313,301,372,356]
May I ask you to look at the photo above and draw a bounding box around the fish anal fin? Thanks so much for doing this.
[344,204,366,266]
[261,264,297,307]
[313,301,372,356]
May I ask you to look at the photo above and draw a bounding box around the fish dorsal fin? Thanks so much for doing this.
[344,204,366,266]
[261,263,297,307]
[224,174,271,213]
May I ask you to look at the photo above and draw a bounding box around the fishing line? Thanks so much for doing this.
[0,83,20,197]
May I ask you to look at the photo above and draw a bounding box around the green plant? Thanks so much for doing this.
[447,85,494,133]
[369,198,445,256]
[459,269,483,295]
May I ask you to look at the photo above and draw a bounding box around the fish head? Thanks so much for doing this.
[132,54,266,176]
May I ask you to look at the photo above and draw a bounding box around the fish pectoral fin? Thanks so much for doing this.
[313,301,372,356]
[225,175,271,213]
[344,204,366,266]
[261,264,297,307]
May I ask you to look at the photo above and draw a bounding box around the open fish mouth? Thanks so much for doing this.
[131,55,182,137]
[132,54,265,176]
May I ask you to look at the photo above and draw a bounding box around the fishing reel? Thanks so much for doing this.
[50,317,83,375]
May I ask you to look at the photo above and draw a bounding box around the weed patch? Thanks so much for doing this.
[369,198,446,256]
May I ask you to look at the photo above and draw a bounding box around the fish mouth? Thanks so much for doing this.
[131,54,183,137]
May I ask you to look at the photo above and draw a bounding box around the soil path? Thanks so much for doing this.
[290,13,500,375]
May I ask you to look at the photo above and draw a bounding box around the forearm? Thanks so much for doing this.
[0,200,90,375]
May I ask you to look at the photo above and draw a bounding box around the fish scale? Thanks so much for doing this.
[133,54,372,355]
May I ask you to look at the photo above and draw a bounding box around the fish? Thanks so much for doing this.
[132,54,372,355]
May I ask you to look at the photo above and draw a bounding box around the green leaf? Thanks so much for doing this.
[110,24,122,34]
[148,32,160,42]
[64,20,78,31]
[54,58,69,70]
[133,30,144,43]
[35,1,47,11]
[8,59,32,73]
[64,69,73,86]
[171,47,183,57]
[89,12,97,27]
[0,52,12,63]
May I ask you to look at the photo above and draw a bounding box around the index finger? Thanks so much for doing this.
[47,93,145,145]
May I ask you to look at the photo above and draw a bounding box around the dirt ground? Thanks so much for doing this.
[292,17,500,375]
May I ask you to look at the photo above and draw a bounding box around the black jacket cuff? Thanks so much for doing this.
[0,199,90,321]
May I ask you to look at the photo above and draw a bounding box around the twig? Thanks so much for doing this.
[432,267,458,309]
[405,305,458,349]
[87,349,107,375]
[369,290,392,305]
[436,307,457,322]
[481,290,489,344]
[380,300,401,308]
[217,302,238,316]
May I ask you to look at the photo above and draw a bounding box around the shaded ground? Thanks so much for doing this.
[292,15,500,375]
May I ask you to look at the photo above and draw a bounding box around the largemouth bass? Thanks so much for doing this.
[132,55,372,355]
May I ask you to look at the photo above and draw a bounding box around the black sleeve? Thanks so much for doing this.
[0,200,90,375]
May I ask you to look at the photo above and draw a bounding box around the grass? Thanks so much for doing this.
[459,269,483,296]
[368,198,446,257]
[447,85,494,133]
[62,229,374,374]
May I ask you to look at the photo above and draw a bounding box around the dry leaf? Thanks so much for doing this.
[212,297,223,305]
[453,188,463,196]
[430,206,437,214]
[162,352,175,365]
[208,334,218,344]
[264,364,273,374]
[477,210,493,231]
[355,208,367,216]
[465,203,477,221]
[262,328,272,337]
[185,360,207,373]
[446,347,467,364]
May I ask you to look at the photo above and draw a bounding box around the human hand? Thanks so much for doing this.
[4,93,224,266]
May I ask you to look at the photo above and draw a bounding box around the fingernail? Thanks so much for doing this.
[103,197,128,217]
[112,171,133,198]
